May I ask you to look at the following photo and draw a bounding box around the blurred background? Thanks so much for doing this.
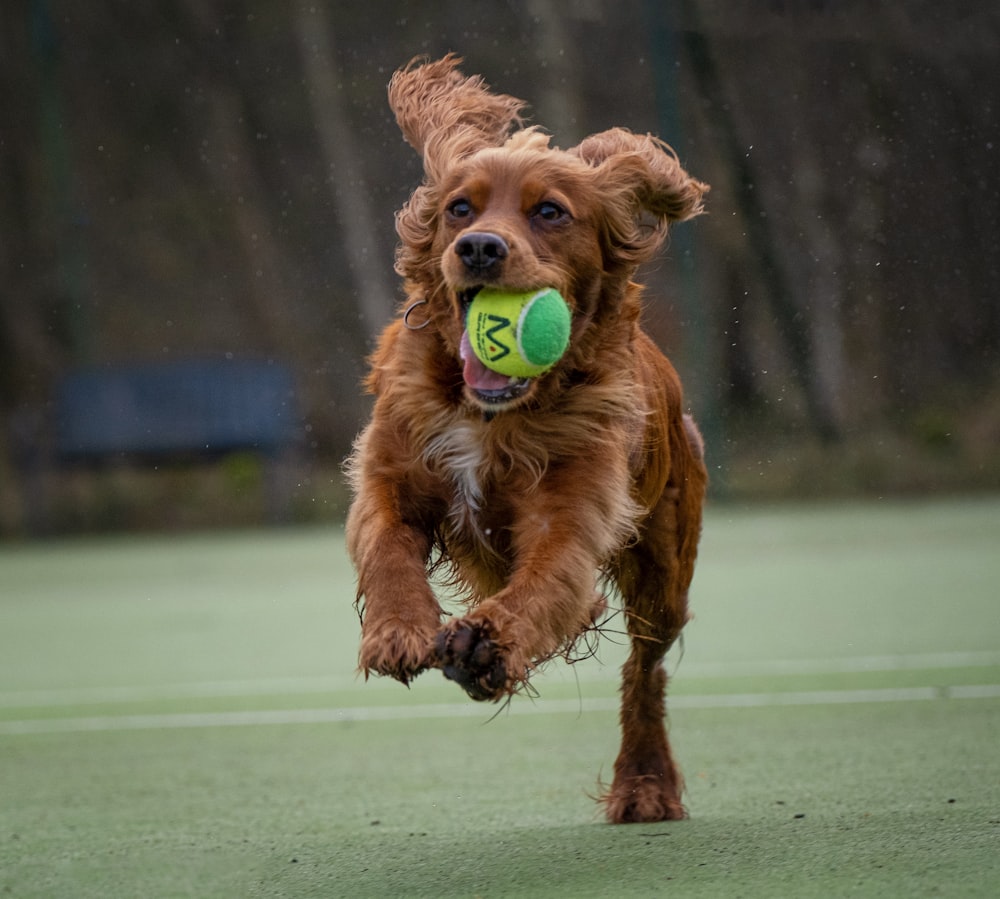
[1,0,997,536]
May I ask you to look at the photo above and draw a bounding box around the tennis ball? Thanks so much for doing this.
[466,287,571,378]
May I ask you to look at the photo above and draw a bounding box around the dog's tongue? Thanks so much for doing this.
[460,329,515,391]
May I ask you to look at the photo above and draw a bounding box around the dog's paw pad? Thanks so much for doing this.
[434,621,507,701]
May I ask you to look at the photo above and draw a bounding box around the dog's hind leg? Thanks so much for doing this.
[604,633,687,822]
[602,481,702,823]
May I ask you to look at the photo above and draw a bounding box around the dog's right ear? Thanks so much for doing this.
[388,54,526,175]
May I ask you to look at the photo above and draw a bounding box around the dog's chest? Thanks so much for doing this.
[425,422,486,508]
[423,423,515,545]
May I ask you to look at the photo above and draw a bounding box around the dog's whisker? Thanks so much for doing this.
[483,693,515,723]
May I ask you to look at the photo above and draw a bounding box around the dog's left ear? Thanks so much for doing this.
[571,128,709,267]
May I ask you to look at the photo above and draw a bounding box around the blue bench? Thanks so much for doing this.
[17,358,303,531]
[54,359,299,461]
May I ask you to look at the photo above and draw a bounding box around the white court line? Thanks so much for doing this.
[0,677,354,709]
[677,650,1000,678]
[1,684,998,736]
[2,650,999,709]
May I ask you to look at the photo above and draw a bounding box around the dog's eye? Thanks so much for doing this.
[447,199,473,219]
[533,201,569,223]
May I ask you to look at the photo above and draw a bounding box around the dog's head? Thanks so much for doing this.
[389,55,708,412]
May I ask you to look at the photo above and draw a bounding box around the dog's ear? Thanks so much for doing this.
[388,54,526,176]
[571,128,708,267]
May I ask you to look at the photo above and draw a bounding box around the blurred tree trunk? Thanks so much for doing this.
[293,0,394,346]
[175,0,301,357]
[681,6,842,441]
[201,85,301,355]
[525,0,583,145]
[779,53,848,433]
[0,0,74,406]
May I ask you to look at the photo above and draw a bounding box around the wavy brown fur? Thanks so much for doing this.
[346,56,708,823]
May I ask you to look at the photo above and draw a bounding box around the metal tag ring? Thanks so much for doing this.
[403,298,431,330]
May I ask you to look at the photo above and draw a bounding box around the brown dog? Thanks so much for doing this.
[346,55,708,823]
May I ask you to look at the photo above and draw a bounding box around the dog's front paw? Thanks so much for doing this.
[433,619,508,701]
[359,618,436,686]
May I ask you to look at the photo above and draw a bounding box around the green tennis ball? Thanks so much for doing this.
[466,287,571,377]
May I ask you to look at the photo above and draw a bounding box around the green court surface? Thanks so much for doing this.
[1,496,998,897]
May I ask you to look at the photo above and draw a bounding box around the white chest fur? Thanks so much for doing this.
[423,421,486,514]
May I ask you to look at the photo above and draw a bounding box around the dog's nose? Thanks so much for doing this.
[455,232,509,274]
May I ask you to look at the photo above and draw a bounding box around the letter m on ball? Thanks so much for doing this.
[482,313,512,362]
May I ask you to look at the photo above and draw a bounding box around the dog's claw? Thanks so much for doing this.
[434,621,507,701]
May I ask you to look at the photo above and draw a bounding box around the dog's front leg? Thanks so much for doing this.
[346,464,443,686]
[434,455,635,700]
